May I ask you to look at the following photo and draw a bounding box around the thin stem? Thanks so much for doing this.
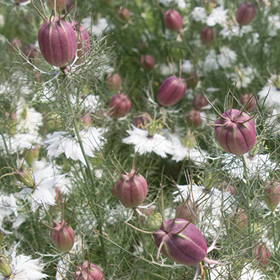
[63,81,107,267]
[241,154,252,245]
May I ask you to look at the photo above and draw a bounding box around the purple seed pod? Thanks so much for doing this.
[38,15,77,68]
[153,218,207,266]
[140,54,156,71]
[263,180,280,211]
[106,73,121,92]
[72,21,90,64]
[157,76,187,106]
[133,113,150,128]
[239,94,257,112]
[176,201,199,224]
[200,26,216,45]
[109,93,131,118]
[23,44,40,64]
[163,9,183,32]
[115,169,148,208]
[192,94,208,110]
[235,2,256,26]
[186,110,201,128]
[253,242,271,266]
[214,109,256,155]
[50,219,75,253]
[118,7,130,21]
[75,262,104,280]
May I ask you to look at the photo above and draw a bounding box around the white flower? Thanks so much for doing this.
[122,126,173,158]
[0,133,41,154]
[268,15,280,37]
[217,46,237,69]
[173,184,235,237]
[181,60,193,73]
[45,127,106,165]
[202,50,219,72]
[207,6,228,27]
[16,99,42,135]
[0,254,47,280]
[190,7,207,23]
[0,194,17,226]
[226,64,257,89]
[258,77,280,112]
[158,0,187,8]
[168,134,207,163]
[82,17,114,37]
[158,63,178,76]
[16,165,68,212]
[219,25,252,40]
[221,153,277,181]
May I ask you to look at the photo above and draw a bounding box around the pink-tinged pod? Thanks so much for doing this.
[200,26,216,45]
[263,180,280,211]
[163,9,183,32]
[153,218,207,266]
[38,15,77,68]
[106,73,121,92]
[115,169,148,208]
[50,219,75,253]
[118,7,130,21]
[235,2,256,26]
[192,94,208,109]
[72,21,90,64]
[186,109,201,128]
[140,55,156,71]
[157,76,187,106]
[109,93,131,118]
[176,201,199,224]
[239,94,257,112]
[214,109,256,155]
[75,262,104,280]
[253,242,271,266]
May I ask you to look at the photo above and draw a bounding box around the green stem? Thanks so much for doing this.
[63,83,107,267]
[241,155,252,245]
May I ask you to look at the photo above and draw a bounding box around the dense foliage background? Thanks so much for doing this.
[1,0,280,279]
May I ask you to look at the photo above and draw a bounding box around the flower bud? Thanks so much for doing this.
[38,15,77,68]
[13,168,34,188]
[109,93,131,118]
[50,220,75,253]
[200,26,216,45]
[140,55,155,71]
[115,169,148,208]
[236,2,256,26]
[186,110,201,128]
[118,7,130,21]
[215,109,256,155]
[176,201,199,224]
[133,113,150,128]
[75,262,104,280]
[263,180,280,211]
[47,0,73,13]
[229,208,248,232]
[0,257,11,277]
[192,94,208,109]
[157,76,187,106]
[106,73,121,92]
[146,212,163,231]
[239,94,257,111]
[163,9,183,32]
[153,218,207,266]
[253,242,271,266]
[186,72,199,89]
[72,21,90,64]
